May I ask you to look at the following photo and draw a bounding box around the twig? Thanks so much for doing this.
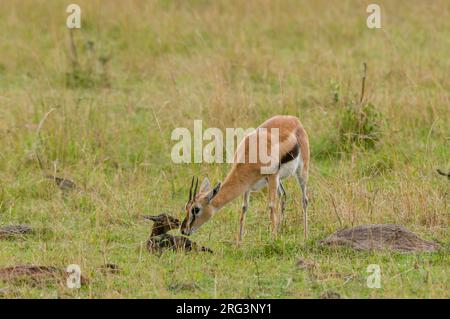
[36,108,56,137]
[368,188,379,222]
[68,28,79,70]
[390,267,415,280]
[34,108,56,172]
[359,62,367,105]
[330,195,343,228]
[436,169,450,179]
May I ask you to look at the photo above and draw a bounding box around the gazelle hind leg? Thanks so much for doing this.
[238,191,250,246]
[267,175,280,237]
[295,168,309,240]
[278,181,287,227]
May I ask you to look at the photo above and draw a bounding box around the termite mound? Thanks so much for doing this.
[320,224,439,252]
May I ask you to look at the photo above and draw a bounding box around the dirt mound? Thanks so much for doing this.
[0,225,33,239]
[321,224,439,252]
[0,264,88,285]
[320,290,341,299]
[0,265,60,281]
[46,175,78,191]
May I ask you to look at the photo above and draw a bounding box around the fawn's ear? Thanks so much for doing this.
[200,177,210,193]
[144,214,165,222]
[144,215,158,222]
[207,182,221,203]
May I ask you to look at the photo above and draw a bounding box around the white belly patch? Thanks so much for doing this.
[279,157,300,179]
[249,157,300,192]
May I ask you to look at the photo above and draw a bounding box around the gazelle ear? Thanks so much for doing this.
[200,177,210,193]
[207,182,221,203]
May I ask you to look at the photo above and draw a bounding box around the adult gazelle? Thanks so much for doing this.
[181,115,310,244]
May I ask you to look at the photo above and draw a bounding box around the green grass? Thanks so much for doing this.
[0,0,449,298]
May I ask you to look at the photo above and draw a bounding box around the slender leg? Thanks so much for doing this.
[238,191,250,246]
[267,174,280,237]
[278,180,287,226]
[295,168,309,240]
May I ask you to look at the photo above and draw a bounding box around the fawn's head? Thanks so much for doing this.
[145,214,180,236]
[181,177,221,236]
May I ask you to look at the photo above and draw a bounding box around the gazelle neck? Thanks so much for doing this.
[210,170,248,211]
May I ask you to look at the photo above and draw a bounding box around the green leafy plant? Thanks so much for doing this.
[338,101,384,151]
[336,63,385,152]
[65,30,111,89]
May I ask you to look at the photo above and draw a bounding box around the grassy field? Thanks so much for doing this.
[0,0,448,298]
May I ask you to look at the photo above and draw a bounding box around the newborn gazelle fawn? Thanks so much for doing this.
[145,214,212,253]
[181,115,310,244]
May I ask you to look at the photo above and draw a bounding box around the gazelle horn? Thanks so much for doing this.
[188,176,195,202]
[193,177,199,198]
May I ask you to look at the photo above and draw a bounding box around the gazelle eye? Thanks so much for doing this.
[192,206,200,215]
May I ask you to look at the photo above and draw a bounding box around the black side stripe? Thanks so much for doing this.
[280,143,300,164]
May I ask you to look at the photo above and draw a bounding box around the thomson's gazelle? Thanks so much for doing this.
[181,115,310,243]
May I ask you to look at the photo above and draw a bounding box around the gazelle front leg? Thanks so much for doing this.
[237,191,250,246]
[267,174,280,237]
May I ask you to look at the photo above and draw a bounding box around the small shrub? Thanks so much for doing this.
[329,79,341,104]
[337,102,384,151]
[65,36,111,89]
[65,68,96,89]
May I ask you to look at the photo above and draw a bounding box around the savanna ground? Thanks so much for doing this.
[0,0,448,298]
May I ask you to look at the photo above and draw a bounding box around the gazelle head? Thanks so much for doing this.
[181,176,221,236]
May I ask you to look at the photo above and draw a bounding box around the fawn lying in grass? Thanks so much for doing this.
[144,214,212,254]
